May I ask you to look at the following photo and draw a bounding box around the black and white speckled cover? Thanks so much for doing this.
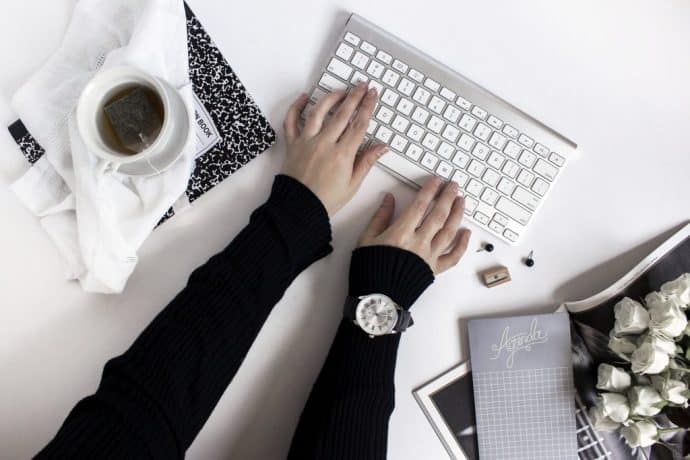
[7,3,276,225]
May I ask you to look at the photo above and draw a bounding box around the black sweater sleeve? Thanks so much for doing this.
[35,175,333,460]
[287,245,435,460]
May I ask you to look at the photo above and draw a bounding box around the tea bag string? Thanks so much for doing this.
[139,133,163,176]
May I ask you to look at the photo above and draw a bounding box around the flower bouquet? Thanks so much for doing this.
[590,273,690,455]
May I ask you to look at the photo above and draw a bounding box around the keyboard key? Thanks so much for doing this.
[497,177,516,195]
[464,197,478,215]
[471,106,488,120]
[398,78,415,96]
[327,58,353,80]
[512,187,540,211]
[440,87,456,101]
[407,124,424,142]
[351,71,368,85]
[549,152,566,167]
[436,161,453,178]
[534,143,549,157]
[518,134,534,148]
[459,114,478,132]
[424,78,440,92]
[366,61,385,79]
[482,168,501,187]
[495,197,532,225]
[503,228,519,242]
[452,170,469,187]
[471,143,490,160]
[408,68,424,82]
[437,142,455,159]
[502,161,520,178]
[502,124,519,138]
[481,188,500,206]
[406,144,423,161]
[421,152,439,170]
[487,115,503,129]
[319,73,348,92]
[457,134,475,152]
[467,160,485,178]
[428,96,446,114]
[442,125,460,143]
[336,43,354,61]
[466,179,484,197]
[382,69,400,87]
[488,132,507,150]
[489,220,505,234]
[393,59,409,73]
[381,89,399,106]
[412,87,431,105]
[452,151,470,168]
[367,119,378,135]
[391,115,409,133]
[309,88,328,104]
[376,50,392,64]
[411,107,429,124]
[397,98,414,116]
[503,141,521,159]
[368,80,383,95]
[344,32,361,46]
[375,125,393,143]
[456,96,472,110]
[518,150,537,168]
[390,134,408,152]
[534,159,558,181]
[517,169,535,187]
[474,211,490,225]
[443,105,462,123]
[487,151,505,169]
[361,41,376,54]
[532,177,550,196]
[351,52,369,70]
[375,106,394,124]
[493,213,509,226]
[422,133,440,151]
[473,123,492,142]
[427,116,444,134]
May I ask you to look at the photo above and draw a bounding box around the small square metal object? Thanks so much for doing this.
[481,266,511,288]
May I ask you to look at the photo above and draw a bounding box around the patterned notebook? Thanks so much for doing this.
[7,3,276,225]
[468,312,578,460]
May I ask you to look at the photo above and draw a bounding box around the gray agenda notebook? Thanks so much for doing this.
[468,312,578,460]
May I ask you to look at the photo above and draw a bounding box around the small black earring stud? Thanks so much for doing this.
[477,243,495,253]
[525,250,535,267]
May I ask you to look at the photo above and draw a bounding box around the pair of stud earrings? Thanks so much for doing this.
[477,243,535,267]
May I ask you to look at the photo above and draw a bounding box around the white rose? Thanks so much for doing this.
[608,334,637,355]
[660,273,690,305]
[596,363,632,392]
[646,293,688,338]
[628,385,664,416]
[588,405,620,432]
[631,343,670,374]
[614,298,649,335]
[621,420,658,448]
[652,376,689,405]
[599,393,630,423]
[638,334,677,356]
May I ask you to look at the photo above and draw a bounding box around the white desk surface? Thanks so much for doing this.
[1,1,689,458]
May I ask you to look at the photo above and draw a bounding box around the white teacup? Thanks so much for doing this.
[76,66,190,175]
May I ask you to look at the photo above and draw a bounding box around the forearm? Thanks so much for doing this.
[288,246,434,460]
[37,175,332,459]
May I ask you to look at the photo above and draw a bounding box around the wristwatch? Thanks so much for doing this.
[344,293,414,337]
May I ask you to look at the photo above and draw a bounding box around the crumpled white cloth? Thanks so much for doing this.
[10,0,195,293]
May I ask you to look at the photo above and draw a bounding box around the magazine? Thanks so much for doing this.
[415,222,690,460]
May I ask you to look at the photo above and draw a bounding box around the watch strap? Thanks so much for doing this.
[393,309,414,333]
[343,296,359,322]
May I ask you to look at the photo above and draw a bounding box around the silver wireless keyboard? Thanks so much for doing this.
[304,14,577,245]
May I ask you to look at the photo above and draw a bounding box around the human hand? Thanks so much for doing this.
[281,83,388,217]
[357,177,472,274]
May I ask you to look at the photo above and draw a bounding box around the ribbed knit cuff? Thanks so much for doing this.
[348,245,434,310]
[264,175,333,270]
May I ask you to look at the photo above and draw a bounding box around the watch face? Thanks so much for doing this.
[355,294,399,336]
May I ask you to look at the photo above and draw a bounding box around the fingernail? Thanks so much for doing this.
[368,87,378,98]
[378,146,388,157]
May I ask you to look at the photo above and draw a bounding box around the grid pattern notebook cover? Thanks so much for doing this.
[468,312,578,460]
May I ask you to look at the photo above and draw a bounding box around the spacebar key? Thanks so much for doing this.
[377,153,434,188]
[495,197,532,226]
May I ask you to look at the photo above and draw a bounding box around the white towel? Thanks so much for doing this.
[10,0,195,294]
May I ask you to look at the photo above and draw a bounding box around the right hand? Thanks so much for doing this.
[281,83,388,217]
[357,177,472,274]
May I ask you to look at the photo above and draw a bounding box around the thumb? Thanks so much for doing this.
[351,144,388,188]
[359,193,395,244]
